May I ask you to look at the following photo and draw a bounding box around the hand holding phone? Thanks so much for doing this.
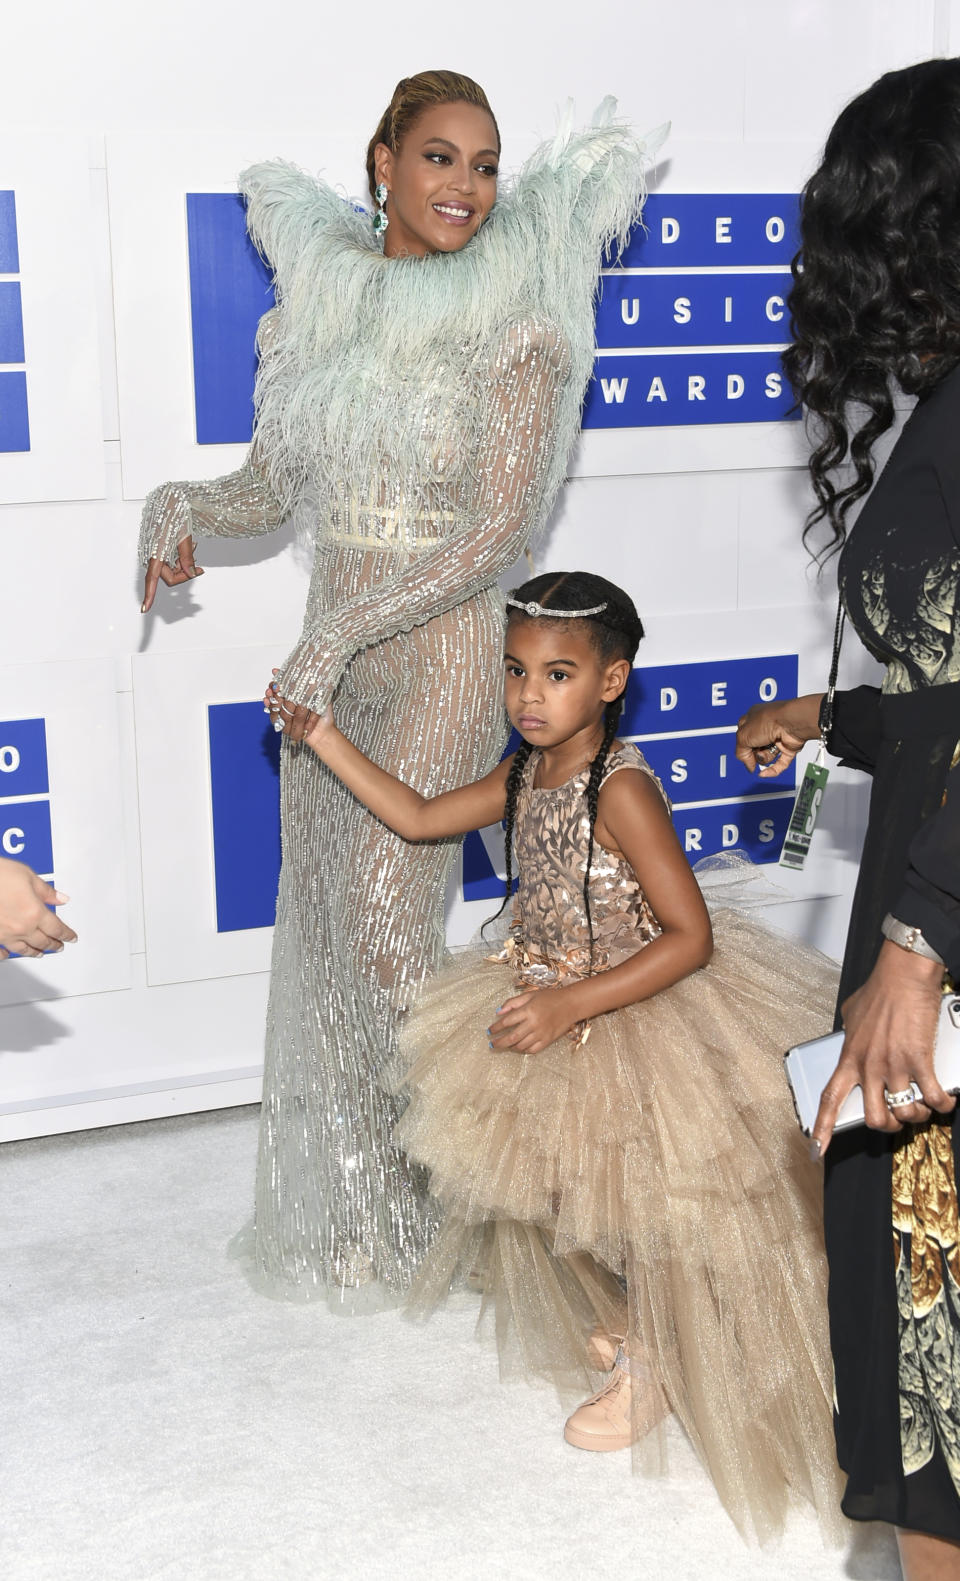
[785,993,960,1136]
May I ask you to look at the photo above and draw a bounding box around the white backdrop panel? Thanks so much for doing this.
[0,134,105,502]
[573,142,816,479]
[0,659,130,1007]
[134,644,279,984]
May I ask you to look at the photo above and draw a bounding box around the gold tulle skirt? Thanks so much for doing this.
[392,909,846,1541]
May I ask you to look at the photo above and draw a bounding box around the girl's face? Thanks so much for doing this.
[374,101,499,258]
[503,619,630,751]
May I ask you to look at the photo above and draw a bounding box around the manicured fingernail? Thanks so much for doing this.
[273,721,283,733]
[140,602,147,614]
[53,892,70,903]
[809,1138,822,1162]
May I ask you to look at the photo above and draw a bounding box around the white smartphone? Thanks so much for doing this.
[785,993,960,1136]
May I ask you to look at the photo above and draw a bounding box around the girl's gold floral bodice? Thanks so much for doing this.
[504,742,666,988]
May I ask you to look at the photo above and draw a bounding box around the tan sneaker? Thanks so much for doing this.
[564,1349,668,1452]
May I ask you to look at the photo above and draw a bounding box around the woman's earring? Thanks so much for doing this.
[373,183,389,236]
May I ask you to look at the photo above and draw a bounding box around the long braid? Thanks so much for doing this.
[582,698,623,974]
[482,739,534,934]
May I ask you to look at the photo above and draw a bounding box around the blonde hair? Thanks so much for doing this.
[365,70,500,200]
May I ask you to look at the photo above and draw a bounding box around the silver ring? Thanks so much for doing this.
[884,1083,924,1109]
[279,702,294,717]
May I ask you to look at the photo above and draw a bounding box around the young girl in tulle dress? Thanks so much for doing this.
[285,570,844,1540]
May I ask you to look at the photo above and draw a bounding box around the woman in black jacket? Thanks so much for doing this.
[737,58,960,1581]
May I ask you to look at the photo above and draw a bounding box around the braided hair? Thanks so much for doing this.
[487,571,645,971]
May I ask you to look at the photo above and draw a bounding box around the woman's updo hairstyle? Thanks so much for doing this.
[365,69,500,202]
[786,57,960,552]
[492,572,645,969]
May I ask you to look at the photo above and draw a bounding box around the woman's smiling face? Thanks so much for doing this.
[374,101,499,258]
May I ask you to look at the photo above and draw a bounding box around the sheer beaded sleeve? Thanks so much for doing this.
[137,310,287,568]
[274,320,570,713]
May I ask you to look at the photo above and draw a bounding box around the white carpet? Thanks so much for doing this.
[1,1109,900,1581]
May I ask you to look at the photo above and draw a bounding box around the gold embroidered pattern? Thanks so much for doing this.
[894,1121,960,1485]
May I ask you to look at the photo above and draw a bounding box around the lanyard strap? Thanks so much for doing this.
[819,593,846,748]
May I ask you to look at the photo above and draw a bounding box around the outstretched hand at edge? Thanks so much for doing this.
[141,537,204,613]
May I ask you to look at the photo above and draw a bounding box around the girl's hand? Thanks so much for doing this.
[488,988,579,1054]
[141,537,203,613]
[303,707,335,751]
[735,693,824,779]
[810,941,953,1157]
[263,669,320,744]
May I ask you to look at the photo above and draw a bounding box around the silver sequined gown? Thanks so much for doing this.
[138,105,652,1304]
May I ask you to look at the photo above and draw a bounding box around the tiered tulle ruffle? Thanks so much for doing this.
[392,907,845,1542]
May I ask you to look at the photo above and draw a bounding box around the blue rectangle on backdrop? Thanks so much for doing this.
[208,701,282,932]
[613,194,800,269]
[672,795,791,865]
[0,718,49,796]
[622,655,798,736]
[0,282,25,362]
[0,371,30,451]
[595,273,790,350]
[1,799,54,875]
[0,192,19,273]
[582,350,797,429]
[462,826,510,903]
[187,193,275,446]
[637,730,795,803]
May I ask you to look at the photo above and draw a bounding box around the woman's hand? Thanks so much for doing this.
[263,669,320,745]
[735,693,825,779]
[0,860,77,958]
[488,987,579,1054]
[141,537,204,613]
[811,941,954,1156]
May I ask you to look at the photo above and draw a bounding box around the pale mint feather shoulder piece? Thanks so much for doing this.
[492,96,667,262]
[239,158,367,271]
[236,102,665,516]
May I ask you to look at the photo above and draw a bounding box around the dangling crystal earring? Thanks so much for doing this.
[373,183,389,236]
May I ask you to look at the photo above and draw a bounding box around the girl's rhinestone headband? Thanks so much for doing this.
[507,598,609,619]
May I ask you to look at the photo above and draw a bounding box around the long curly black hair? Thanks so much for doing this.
[785,57,960,552]
[487,571,645,970]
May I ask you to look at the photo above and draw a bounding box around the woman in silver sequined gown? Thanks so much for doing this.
[138,75,655,1305]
